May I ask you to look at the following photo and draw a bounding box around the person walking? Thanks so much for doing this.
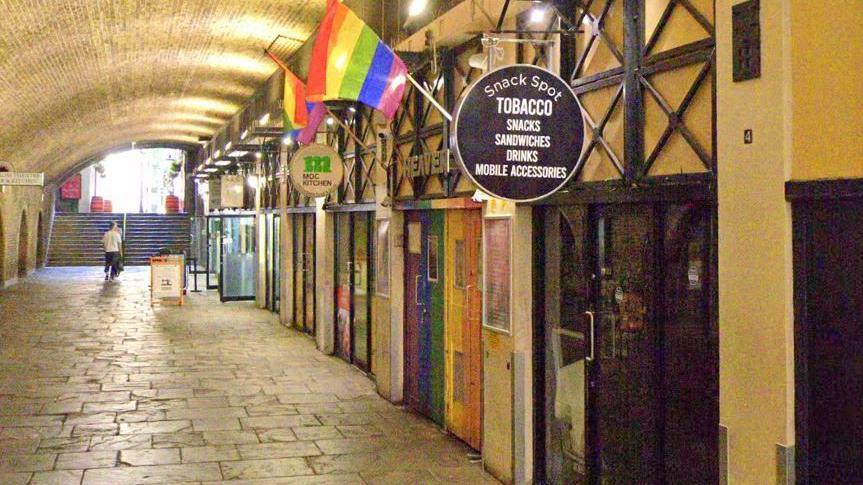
[102,222,123,281]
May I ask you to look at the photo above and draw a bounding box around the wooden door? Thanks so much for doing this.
[404,211,428,416]
[445,209,483,450]
[795,198,863,483]
[292,214,305,331]
[404,210,446,425]
[303,214,316,335]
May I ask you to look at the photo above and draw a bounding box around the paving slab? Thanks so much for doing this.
[0,268,496,484]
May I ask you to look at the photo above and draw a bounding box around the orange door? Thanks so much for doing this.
[445,209,483,450]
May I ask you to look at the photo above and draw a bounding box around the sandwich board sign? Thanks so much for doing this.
[288,144,344,198]
[452,64,584,202]
[150,256,184,306]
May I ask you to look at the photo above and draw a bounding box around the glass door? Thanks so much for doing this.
[264,213,274,310]
[334,213,352,361]
[272,214,280,313]
[220,215,256,302]
[541,204,717,484]
[206,216,222,289]
[332,211,373,372]
[352,212,372,372]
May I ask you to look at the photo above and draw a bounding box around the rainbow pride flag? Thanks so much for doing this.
[283,69,309,130]
[306,0,407,119]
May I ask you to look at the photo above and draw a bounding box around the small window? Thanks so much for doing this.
[408,222,421,254]
[454,240,466,288]
[427,235,439,282]
[375,219,390,296]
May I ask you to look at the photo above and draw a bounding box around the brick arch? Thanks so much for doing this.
[0,0,329,178]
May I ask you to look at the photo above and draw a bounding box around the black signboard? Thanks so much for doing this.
[452,64,584,202]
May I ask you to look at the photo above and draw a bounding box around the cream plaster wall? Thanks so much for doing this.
[789,0,863,180]
[716,1,795,482]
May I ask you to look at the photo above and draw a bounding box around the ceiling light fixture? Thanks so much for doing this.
[215,160,232,166]
[407,0,428,17]
[205,167,219,173]
[259,113,270,125]
[241,129,249,140]
[529,3,547,24]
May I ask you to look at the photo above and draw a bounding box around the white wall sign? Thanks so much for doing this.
[288,144,344,198]
[0,172,44,186]
[220,174,244,208]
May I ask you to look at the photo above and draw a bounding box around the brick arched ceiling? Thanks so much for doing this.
[0,0,327,181]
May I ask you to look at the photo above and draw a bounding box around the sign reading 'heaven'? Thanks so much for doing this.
[452,65,583,202]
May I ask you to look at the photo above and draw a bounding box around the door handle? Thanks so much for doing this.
[584,311,595,362]
[415,275,423,305]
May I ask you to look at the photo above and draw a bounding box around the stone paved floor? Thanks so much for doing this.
[0,267,498,485]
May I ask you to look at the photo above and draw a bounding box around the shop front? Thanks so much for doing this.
[537,200,717,483]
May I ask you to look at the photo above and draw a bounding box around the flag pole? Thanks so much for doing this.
[406,73,452,122]
[322,105,373,154]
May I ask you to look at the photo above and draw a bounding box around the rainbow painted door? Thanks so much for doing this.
[404,210,445,426]
[445,209,483,450]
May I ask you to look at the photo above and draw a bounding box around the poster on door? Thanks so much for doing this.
[336,284,351,358]
[483,218,511,333]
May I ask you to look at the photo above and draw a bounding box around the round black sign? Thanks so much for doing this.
[452,64,584,202]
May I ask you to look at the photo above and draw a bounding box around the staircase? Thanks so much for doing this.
[48,213,191,267]
[123,214,191,266]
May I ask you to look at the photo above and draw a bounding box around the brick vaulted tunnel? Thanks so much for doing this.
[0,0,329,181]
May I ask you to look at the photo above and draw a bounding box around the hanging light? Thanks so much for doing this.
[282,134,293,145]
[247,175,258,189]
[407,0,428,17]
[529,2,547,24]
[326,117,335,126]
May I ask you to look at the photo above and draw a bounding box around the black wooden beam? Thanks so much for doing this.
[623,0,645,181]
